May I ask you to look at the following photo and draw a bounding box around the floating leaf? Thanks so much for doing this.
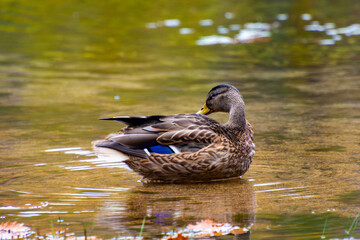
[163,217,249,239]
[187,217,224,230]
[166,233,189,240]
[0,221,33,239]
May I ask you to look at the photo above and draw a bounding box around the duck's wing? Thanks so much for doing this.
[150,114,221,146]
[96,114,222,157]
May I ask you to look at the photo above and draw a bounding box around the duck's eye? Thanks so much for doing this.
[211,92,218,97]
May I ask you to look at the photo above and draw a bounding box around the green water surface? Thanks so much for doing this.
[1,0,360,239]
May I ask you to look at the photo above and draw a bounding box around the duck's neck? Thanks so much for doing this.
[224,104,246,132]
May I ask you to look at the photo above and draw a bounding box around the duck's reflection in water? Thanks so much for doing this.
[97,178,256,239]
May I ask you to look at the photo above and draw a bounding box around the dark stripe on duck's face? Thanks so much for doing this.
[208,89,227,101]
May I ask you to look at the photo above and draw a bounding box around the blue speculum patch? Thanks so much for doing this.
[148,145,174,154]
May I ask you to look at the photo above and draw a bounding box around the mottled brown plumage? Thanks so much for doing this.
[95,84,255,182]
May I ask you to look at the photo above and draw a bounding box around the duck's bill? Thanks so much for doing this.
[197,104,211,115]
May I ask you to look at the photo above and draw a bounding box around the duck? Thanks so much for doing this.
[94,84,255,182]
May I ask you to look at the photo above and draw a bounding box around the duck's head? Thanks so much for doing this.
[197,84,244,115]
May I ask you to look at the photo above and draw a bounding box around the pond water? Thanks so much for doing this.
[1,0,360,239]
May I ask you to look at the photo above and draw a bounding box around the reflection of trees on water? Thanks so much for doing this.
[97,179,256,238]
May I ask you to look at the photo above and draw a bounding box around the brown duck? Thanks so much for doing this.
[95,84,255,182]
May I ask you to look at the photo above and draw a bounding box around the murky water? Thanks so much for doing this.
[1,0,360,239]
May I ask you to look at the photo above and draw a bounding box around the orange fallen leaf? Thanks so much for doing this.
[166,233,188,240]
[213,231,223,236]
[230,227,248,235]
